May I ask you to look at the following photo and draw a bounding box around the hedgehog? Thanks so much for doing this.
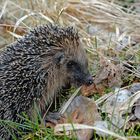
[0,24,93,139]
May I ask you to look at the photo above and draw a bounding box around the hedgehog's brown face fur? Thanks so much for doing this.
[43,25,93,89]
[33,24,94,107]
[53,46,93,87]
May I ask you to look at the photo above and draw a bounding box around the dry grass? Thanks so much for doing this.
[0,0,140,70]
[0,0,140,139]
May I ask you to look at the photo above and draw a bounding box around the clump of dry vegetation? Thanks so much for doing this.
[0,0,140,139]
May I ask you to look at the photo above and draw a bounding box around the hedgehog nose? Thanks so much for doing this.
[85,76,94,86]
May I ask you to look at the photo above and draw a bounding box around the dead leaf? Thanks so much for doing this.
[63,96,101,140]
[129,83,140,119]
[52,95,101,140]
[94,55,123,88]
[81,83,106,96]
[98,83,140,132]
[134,99,140,119]
[81,55,123,96]
[102,88,132,116]
[130,83,140,94]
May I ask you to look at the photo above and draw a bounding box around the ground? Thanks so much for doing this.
[0,0,140,139]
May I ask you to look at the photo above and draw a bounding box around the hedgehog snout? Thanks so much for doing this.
[84,75,94,86]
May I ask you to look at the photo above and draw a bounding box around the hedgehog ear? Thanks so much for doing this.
[54,52,65,65]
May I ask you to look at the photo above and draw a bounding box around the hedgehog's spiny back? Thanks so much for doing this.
[17,24,80,52]
[0,24,81,117]
[0,24,84,139]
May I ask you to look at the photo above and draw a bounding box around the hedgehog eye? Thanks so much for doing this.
[67,61,75,67]
[54,52,65,65]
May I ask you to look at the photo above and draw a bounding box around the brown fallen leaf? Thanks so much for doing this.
[63,95,101,122]
[63,96,101,140]
[47,95,101,140]
[94,55,123,88]
[81,83,106,96]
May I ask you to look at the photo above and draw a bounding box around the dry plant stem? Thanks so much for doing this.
[95,85,131,105]
[125,67,140,78]
[54,123,127,140]
[0,0,9,19]
[42,100,53,121]
[0,24,27,29]
[120,91,140,113]
[59,87,81,114]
